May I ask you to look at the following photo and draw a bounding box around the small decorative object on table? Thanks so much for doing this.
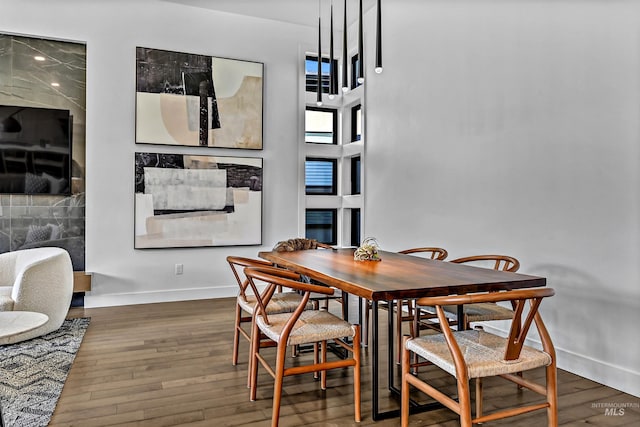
[354,237,381,261]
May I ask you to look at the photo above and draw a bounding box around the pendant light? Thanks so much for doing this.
[375,0,382,73]
[341,0,348,93]
[316,10,323,106]
[357,0,364,84]
[329,1,336,99]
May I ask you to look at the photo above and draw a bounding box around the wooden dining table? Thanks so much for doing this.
[258,248,547,421]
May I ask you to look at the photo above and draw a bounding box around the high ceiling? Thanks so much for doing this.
[162,0,373,28]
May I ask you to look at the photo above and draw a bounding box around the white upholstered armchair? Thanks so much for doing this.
[0,247,73,344]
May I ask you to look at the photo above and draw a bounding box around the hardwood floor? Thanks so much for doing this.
[49,298,640,426]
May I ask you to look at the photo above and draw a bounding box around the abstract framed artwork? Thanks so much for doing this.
[134,152,262,248]
[135,47,263,149]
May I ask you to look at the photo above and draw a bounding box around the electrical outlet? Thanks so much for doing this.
[175,264,183,275]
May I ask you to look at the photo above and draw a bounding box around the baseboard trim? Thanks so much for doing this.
[482,324,640,398]
[83,285,237,308]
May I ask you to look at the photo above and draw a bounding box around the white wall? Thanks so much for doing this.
[365,0,640,396]
[2,0,638,399]
[0,0,309,306]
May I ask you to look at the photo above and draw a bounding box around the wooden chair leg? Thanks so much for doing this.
[517,370,524,389]
[401,336,410,427]
[457,377,473,427]
[547,362,558,427]
[313,342,320,380]
[232,303,242,366]
[353,326,362,422]
[271,344,288,427]
[321,340,327,390]
[475,377,483,420]
[249,319,261,401]
[247,312,258,388]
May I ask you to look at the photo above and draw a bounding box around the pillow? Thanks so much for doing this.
[24,173,50,194]
[42,173,69,194]
[24,224,53,245]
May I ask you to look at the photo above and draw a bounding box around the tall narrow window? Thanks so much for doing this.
[350,208,361,246]
[350,156,361,195]
[306,209,338,245]
[350,54,362,89]
[351,104,362,142]
[305,107,337,144]
[306,55,337,94]
[305,158,337,195]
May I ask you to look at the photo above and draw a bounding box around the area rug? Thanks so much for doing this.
[0,317,90,427]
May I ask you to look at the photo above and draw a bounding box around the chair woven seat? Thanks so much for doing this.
[238,292,313,315]
[406,329,552,379]
[257,309,357,346]
[442,302,515,322]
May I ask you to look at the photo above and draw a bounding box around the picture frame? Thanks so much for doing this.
[134,152,262,248]
[135,47,263,150]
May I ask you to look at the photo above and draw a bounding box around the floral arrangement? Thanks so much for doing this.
[354,237,381,261]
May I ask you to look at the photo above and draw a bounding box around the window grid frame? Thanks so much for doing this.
[305,106,338,145]
[305,157,338,196]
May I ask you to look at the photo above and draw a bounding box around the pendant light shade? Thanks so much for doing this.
[341,0,348,92]
[375,0,382,73]
[316,15,323,106]
[357,0,364,84]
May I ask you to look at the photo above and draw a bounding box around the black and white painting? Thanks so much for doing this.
[135,47,263,149]
[134,152,262,248]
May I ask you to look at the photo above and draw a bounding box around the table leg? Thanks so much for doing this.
[388,299,395,392]
[343,291,349,322]
[372,300,380,419]
[358,296,364,345]
[457,304,465,330]
[370,299,446,421]
[371,299,404,421]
